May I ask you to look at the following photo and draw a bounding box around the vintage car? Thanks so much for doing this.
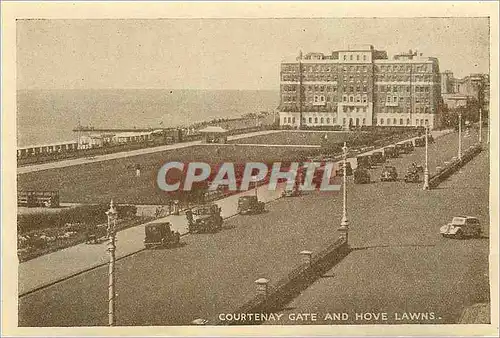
[186,204,223,233]
[335,161,353,176]
[404,167,420,183]
[383,146,399,158]
[144,222,181,249]
[440,216,481,239]
[371,151,386,164]
[395,143,407,155]
[414,137,426,147]
[237,195,265,215]
[404,141,415,153]
[380,165,398,182]
[354,168,371,184]
[356,155,372,169]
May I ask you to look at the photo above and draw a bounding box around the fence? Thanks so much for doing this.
[218,237,349,325]
[429,144,483,189]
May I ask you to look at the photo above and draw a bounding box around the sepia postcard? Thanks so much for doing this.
[1,1,499,337]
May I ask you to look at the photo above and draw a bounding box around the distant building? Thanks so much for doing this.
[440,71,489,113]
[279,45,441,129]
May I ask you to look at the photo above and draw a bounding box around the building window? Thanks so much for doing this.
[363,107,367,113]
[283,118,287,124]
[356,118,360,126]
[356,95,361,103]
[406,118,410,125]
[342,95,347,102]
[320,117,324,124]
[315,117,318,123]
[363,55,367,61]
[350,55,353,61]
[349,96,354,102]
[380,118,384,125]
[333,118,337,124]
[400,118,403,125]
[326,118,330,124]
[425,119,429,125]
[308,117,312,123]
[303,118,306,123]
[343,118,346,125]
[343,55,347,61]
[362,118,366,125]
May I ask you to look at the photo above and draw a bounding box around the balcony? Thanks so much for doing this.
[385,102,399,107]
[342,102,369,107]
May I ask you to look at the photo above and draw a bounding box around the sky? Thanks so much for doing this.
[16,18,490,90]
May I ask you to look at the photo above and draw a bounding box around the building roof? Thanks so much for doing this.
[198,126,228,133]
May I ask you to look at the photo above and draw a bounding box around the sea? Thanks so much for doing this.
[16,89,279,147]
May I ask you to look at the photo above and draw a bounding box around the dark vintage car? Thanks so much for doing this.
[356,155,372,169]
[370,151,386,164]
[237,195,265,215]
[395,143,407,155]
[383,146,399,158]
[404,141,415,153]
[335,161,353,176]
[354,168,371,184]
[380,165,398,182]
[186,204,223,233]
[440,216,481,239]
[144,222,181,249]
[414,137,426,147]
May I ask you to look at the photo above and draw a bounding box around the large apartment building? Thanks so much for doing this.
[279,45,441,129]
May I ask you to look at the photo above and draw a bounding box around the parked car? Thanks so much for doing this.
[144,222,181,249]
[440,216,481,239]
[383,146,399,158]
[380,166,398,182]
[404,141,415,153]
[237,195,265,215]
[371,151,386,164]
[356,155,372,169]
[395,143,407,155]
[186,204,223,233]
[335,161,353,176]
[354,168,371,184]
[414,137,425,147]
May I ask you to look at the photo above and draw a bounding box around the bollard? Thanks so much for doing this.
[254,278,270,297]
[300,250,313,266]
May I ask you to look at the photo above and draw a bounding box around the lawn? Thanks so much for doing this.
[17,144,320,205]
[229,131,351,145]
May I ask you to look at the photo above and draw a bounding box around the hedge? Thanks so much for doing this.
[18,204,137,234]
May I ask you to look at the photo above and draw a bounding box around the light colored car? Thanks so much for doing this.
[440,216,481,239]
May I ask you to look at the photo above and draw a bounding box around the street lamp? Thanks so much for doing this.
[479,107,482,143]
[423,125,430,190]
[458,111,462,160]
[105,200,118,326]
[338,142,349,242]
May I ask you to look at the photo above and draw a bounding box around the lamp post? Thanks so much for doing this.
[458,111,462,160]
[479,107,482,143]
[106,200,118,326]
[423,125,430,190]
[338,142,349,242]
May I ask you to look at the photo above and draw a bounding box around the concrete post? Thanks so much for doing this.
[255,278,270,297]
[423,125,430,190]
[458,112,462,160]
[300,250,313,265]
[338,142,349,242]
[105,200,118,326]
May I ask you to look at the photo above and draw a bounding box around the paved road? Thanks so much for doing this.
[18,183,286,296]
[18,130,483,326]
[265,139,489,325]
[17,130,281,174]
